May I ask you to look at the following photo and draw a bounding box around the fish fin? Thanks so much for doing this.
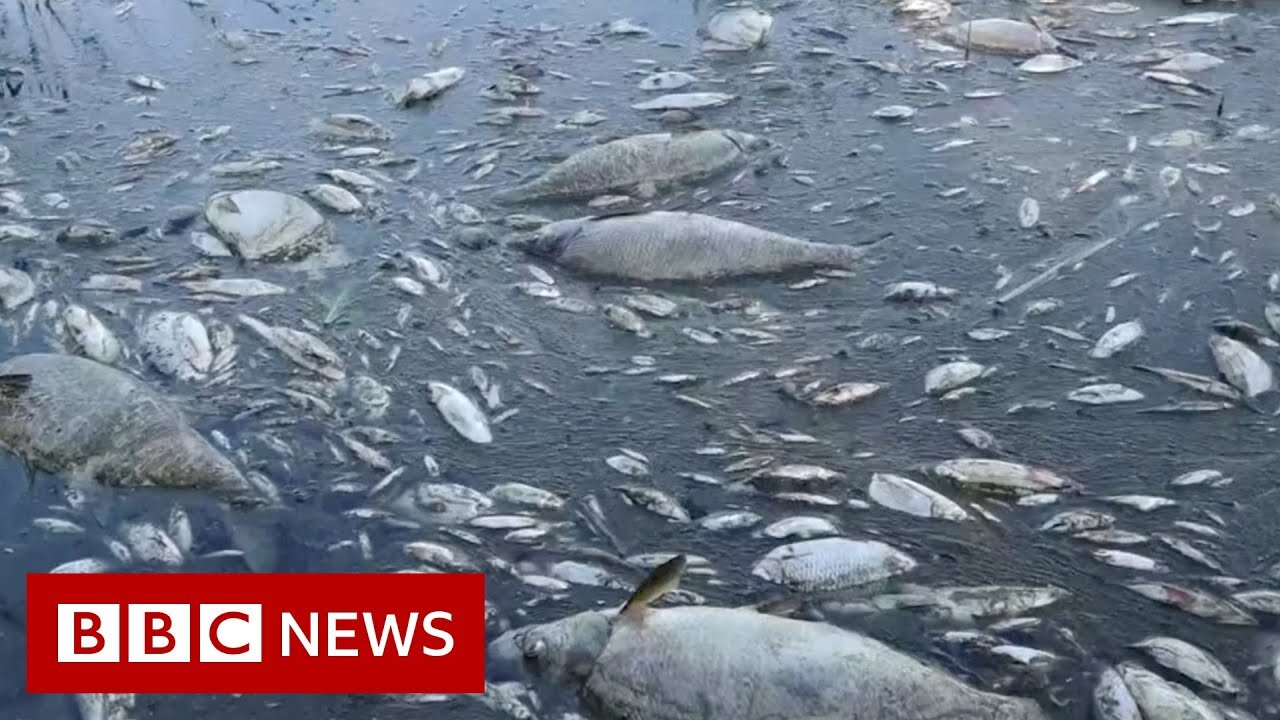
[22,457,37,494]
[1242,396,1268,415]
[586,207,649,222]
[618,554,686,622]
[0,373,32,400]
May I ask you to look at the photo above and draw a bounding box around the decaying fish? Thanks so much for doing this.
[492,130,765,203]
[512,211,877,282]
[138,311,213,382]
[61,305,123,365]
[491,556,1049,720]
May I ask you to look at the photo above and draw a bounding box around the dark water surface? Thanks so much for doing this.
[0,0,1279,718]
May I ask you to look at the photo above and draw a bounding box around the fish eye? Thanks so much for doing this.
[523,637,547,659]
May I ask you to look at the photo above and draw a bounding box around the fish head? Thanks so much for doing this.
[487,610,612,687]
[721,129,769,152]
[507,219,585,259]
[162,430,281,510]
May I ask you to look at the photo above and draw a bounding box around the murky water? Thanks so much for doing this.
[1,0,1279,718]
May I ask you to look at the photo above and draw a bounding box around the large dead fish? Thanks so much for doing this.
[0,353,282,569]
[490,130,766,203]
[0,354,262,499]
[511,210,877,281]
[488,556,1050,720]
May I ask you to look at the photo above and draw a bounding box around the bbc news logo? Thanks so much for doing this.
[27,573,486,693]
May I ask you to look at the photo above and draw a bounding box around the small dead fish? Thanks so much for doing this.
[1208,334,1273,398]
[428,381,492,444]
[884,281,957,301]
[811,382,883,406]
[1067,383,1144,405]
[925,361,987,395]
[1090,320,1144,359]
[615,484,690,522]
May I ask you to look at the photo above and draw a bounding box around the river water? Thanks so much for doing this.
[0,0,1279,718]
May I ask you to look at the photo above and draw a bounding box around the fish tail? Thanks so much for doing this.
[489,182,537,205]
[821,240,881,268]
[845,238,885,262]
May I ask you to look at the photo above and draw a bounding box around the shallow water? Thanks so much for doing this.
[1,0,1279,718]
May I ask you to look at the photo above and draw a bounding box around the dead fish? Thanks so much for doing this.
[1125,582,1255,625]
[811,382,883,406]
[603,304,651,337]
[61,305,123,365]
[1132,365,1241,402]
[1117,663,1228,720]
[924,361,987,395]
[0,354,271,507]
[1093,666,1141,720]
[120,521,183,567]
[138,311,213,382]
[884,281,956,301]
[390,66,465,108]
[870,105,916,122]
[758,516,839,540]
[1090,320,1144,359]
[1208,334,1273,397]
[1018,198,1040,228]
[1129,636,1242,694]
[1019,54,1081,74]
[305,184,363,213]
[638,71,698,92]
[868,473,970,521]
[752,537,918,592]
[632,92,737,111]
[487,559,1050,720]
[936,18,1059,57]
[1040,510,1113,533]
[931,458,1074,497]
[1067,383,1144,405]
[615,484,689,522]
[492,130,764,203]
[1094,549,1166,572]
[703,7,773,52]
[237,314,343,381]
[514,211,874,282]
[428,381,492,444]
[619,553,685,617]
